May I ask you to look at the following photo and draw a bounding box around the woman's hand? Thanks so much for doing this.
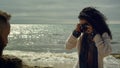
[72,23,82,38]
[86,25,93,34]
[86,25,98,41]
[75,23,93,33]
[75,23,81,32]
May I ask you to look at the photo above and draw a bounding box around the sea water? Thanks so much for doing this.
[3,24,120,68]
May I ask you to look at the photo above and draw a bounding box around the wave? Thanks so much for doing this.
[3,50,120,68]
[3,50,77,68]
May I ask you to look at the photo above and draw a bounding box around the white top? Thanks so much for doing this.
[65,32,112,68]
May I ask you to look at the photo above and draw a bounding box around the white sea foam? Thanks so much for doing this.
[3,50,120,68]
[4,50,77,68]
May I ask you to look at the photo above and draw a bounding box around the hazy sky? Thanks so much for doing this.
[0,0,120,24]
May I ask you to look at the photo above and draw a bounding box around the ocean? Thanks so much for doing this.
[3,24,120,68]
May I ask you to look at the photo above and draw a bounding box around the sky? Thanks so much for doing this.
[0,0,120,24]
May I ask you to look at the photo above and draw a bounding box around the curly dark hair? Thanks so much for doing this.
[78,7,112,39]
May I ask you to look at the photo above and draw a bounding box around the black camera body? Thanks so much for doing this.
[80,23,89,32]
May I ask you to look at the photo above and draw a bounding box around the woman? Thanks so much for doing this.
[65,7,112,68]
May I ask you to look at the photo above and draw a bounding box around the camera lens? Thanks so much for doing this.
[80,23,89,32]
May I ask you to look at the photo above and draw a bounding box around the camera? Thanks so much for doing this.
[80,23,89,32]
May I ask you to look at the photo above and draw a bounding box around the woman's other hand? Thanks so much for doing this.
[86,25,93,34]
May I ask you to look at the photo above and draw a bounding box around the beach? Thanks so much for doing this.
[3,24,120,68]
[2,50,120,68]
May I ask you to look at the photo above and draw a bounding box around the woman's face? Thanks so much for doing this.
[79,19,93,34]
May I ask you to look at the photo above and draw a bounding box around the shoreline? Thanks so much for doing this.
[0,55,54,68]
[1,50,120,68]
[0,53,119,68]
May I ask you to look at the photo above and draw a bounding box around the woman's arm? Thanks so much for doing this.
[93,32,112,57]
[65,30,81,50]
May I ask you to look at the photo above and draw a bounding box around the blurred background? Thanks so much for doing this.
[0,0,120,24]
[0,0,120,68]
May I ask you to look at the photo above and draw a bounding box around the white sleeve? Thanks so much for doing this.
[93,32,112,57]
[65,33,78,50]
